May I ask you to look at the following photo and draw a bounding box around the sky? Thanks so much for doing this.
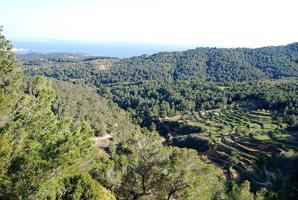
[1,0,298,47]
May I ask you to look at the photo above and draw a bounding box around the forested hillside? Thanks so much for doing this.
[51,80,136,139]
[24,42,298,83]
[21,38,298,199]
[0,29,116,199]
[2,26,298,199]
[96,79,298,128]
[1,29,274,200]
[2,0,298,197]
[23,45,298,129]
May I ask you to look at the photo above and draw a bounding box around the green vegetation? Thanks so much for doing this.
[2,27,298,199]
[51,80,136,139]
[95,79,298,128]
[0,29,254,200]
[95,132,226,200]
[23,49,298,128]
[156,106,298,199]
[24,43,298,82]
[0,29,115,199]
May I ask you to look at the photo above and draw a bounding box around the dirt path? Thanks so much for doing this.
[228,139,260,152]
[218,136,257,160]
[92,134,112,148]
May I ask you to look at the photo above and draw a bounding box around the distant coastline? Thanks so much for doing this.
[11,39,195,58]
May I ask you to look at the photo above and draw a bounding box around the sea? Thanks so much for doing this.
[11,39,196,58]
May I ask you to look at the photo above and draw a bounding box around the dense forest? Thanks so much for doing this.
[1,28,298,199]
[24,42,298,83]
[23,43,298,129]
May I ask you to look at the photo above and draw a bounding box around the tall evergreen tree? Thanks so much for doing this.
[0,28,115,200]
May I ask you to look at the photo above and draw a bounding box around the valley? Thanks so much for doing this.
[2,0,298,199]
[18,45,298,199]
[1,28,298,199]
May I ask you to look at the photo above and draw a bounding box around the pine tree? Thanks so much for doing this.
[0,26,22,126]
[0,29,115,199]
[0,26,22,187]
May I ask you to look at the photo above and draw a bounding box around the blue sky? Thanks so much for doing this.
[1,0,298,47]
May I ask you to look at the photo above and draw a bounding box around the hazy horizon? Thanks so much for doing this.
[2,0,297,57]
[10,38,298,58]
[1,0,298,48]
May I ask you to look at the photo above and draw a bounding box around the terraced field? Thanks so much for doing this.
[158,108,298,188]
